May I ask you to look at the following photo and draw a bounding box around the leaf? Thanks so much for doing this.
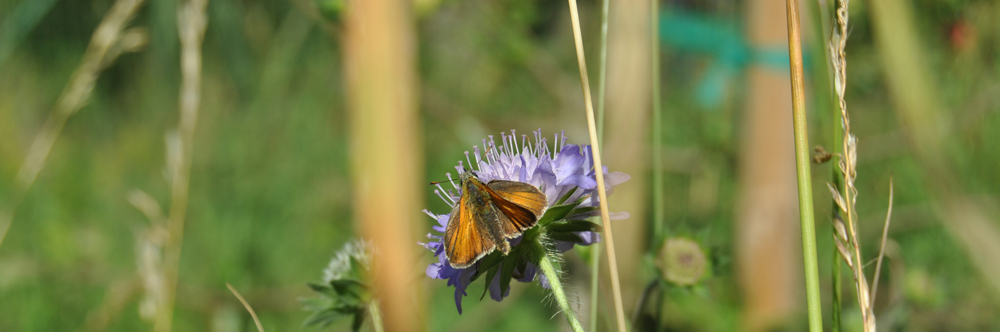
[555,187,578,205]
[539,201,582,225]
[470,251,504,282]
[331,279,367,296]
[349,255,369,280]
[549,232,585,243]
[329,279,369,306]
[498,258,517,296]
[565,206,600,217]
[351,308,366,332]
[303,308,349,328]
[308,282,339,298]
[478,263,500,301]
[548,219,602,233]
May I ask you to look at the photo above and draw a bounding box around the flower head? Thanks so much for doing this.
[420,129,630,313]
[658,237,708,286]
[304,240,375,330]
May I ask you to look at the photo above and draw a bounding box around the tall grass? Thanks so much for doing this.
[869,0,1000,300]
[564,0,628,330]
[0,0,146,248]
[590,0,610,329]
[825,1,895,330]
[154,0,208,330]
[781,0,823,330]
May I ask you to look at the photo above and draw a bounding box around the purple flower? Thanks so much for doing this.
[419,129,630,314]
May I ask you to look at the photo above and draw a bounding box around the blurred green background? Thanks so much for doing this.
[1,0,999,331]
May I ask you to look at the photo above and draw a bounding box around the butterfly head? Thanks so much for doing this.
[458,167,479,182]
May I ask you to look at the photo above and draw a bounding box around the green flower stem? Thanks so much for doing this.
[592,0,609,328]
[784,0,824,331]
[651,0,664,245]
[589,244,601,332]
[539,254,585,332]
[595,0,609,143]
[368,300,385,332]
[830,32,845,332]
[832,236,843,332]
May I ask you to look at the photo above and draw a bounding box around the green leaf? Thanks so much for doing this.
[470,251,504,282]
[330,279,367,295]
[555,187,578,205]
[303,308,349,328]
[548,219,603,233]
[479,264,500,301]
[315,0,346,24]
[549,232,585,243]
[351,309,366,332]
[539,201,583,225]
[308,282,339,298]
[498,259,517,296]
[349,255,370,280]
[567,206,599,216]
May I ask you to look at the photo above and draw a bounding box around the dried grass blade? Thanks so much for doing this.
[226,284,265,332]
[870,178,893,307]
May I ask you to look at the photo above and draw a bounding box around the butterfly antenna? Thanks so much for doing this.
[428,178,459,185]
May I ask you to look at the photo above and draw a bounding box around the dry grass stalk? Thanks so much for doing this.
[227,283,266,332]
[154,0,209,331]
[826,1,894,331]
[0,0,147,248]
[564,0,628,330]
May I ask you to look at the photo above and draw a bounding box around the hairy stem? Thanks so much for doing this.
[539,255,585,332]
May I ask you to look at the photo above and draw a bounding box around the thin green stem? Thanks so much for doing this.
[539,255,585,332]
[591,0,609,329]
[830,57,845,332]
[651,0,664,247]
[589,244,602,332]
[784,0,824,331]
[595,0,609,143]
[832,234,842,332]
[368,300,385,332]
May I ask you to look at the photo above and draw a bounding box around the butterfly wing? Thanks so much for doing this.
[443,194,497,269]
[486,180,548,238]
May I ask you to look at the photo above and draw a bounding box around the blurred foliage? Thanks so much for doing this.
[0,0,998,331]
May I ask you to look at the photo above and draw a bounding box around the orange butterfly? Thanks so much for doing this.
[443,171,548,269]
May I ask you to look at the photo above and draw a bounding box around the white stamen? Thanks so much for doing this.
[434,188,455,207]
[533,130,542,155]
[523,136,532,156]
[520,134,528,155]
[465,151,474,173]
[473,145,483,170]
[554,133,559,153]
[511,129,519,153]
[446,172,459,190]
